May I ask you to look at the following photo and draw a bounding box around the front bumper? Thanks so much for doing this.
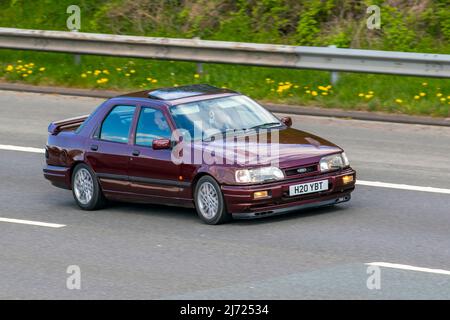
[222,168,355,218]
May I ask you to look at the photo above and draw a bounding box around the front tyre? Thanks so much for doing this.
[194,176,231,225]
[71,163,106,210]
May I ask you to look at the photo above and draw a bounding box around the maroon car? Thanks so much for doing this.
[44,84,355,224]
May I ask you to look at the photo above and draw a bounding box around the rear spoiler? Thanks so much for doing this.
[48,114,89,135]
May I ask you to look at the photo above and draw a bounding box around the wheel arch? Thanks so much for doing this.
[68,161,89,187]
[191,172,215,197]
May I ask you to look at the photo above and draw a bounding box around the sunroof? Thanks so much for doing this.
[148,84,228,100]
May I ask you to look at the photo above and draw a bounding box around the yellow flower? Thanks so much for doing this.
[125,73,130,77]
[447,96,450,99]
[39,67,46,72]
[151,79,158,83]
[86,70,92,74]
[94,70,101,76]
[326,85,332,90]
[422,82,428,86]
[311,91,318,96]
[395,99,403,104]
[419,92,426,97]
[321,92,328,96]
[318,85,328,91]
[146,77,152,81]
[17,60,22,63]
[436,93,443,97]
[294,85,299,89]
[27,70,32,74]
[174,84,179,87]
[365,94,373,99]
[130,69,136,74]
[22,73,28,77]
[116,68,122,72]
[194,74,200,79]
[414,95,420,100]
[303,86,309,89]
[440,98,446,102]
[29,63,35,67]
[96,78,109,84]
[5,65,13,72]
[306,90,311,94]
[102,70,110,75]
[368,91,374,95]
[358,93,364,97]
[81,73,87,78]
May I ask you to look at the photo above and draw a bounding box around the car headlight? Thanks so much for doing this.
[320,153,350,172]
[341,152,350,167]
[235,167,285,183]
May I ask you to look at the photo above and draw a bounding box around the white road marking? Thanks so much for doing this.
[0,217,65,228]
[366,262,450,276]
[0,144,44,154]
[357,180,450,195]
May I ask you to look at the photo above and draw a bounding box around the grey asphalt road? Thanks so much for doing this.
[0,90,450,299]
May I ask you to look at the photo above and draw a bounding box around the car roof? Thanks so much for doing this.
[118,84,239,106]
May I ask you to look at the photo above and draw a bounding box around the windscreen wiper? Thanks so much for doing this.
[248,122,282,130]
[202,128,238,142]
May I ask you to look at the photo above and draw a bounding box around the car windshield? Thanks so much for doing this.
[169,95,281,141]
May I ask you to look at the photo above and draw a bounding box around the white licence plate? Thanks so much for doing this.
[289,180,329,196]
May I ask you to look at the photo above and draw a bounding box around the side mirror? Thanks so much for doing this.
[280,116,292,127]
[152,138,171,150]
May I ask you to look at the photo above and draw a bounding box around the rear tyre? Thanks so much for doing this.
[71,163,106,210]
[194,176,231,225]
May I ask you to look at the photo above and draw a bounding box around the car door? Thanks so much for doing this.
[85,104,137,194]
[127,105,188,201]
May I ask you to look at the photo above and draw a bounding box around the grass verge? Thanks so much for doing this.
[1,50,449,117]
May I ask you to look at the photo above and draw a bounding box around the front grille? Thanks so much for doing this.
[284,164,317,177]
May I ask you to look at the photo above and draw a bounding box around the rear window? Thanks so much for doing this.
[100,105,136,143]
[75,104,102,134]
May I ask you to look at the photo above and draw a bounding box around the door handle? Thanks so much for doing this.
[90,144,98,151]
[132,150,140,156]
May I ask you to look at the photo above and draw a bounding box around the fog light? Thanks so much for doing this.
[342,175,354,184]
[253,191,269,199]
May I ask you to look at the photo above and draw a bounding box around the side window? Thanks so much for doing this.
[135,107,171,147]
[100,105,136,143]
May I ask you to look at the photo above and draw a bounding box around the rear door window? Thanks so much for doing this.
[100,105,136,143]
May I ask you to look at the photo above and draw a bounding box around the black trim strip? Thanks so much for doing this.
[97,173,190,188]
[131,176,190,187]
[96,173,128,181]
